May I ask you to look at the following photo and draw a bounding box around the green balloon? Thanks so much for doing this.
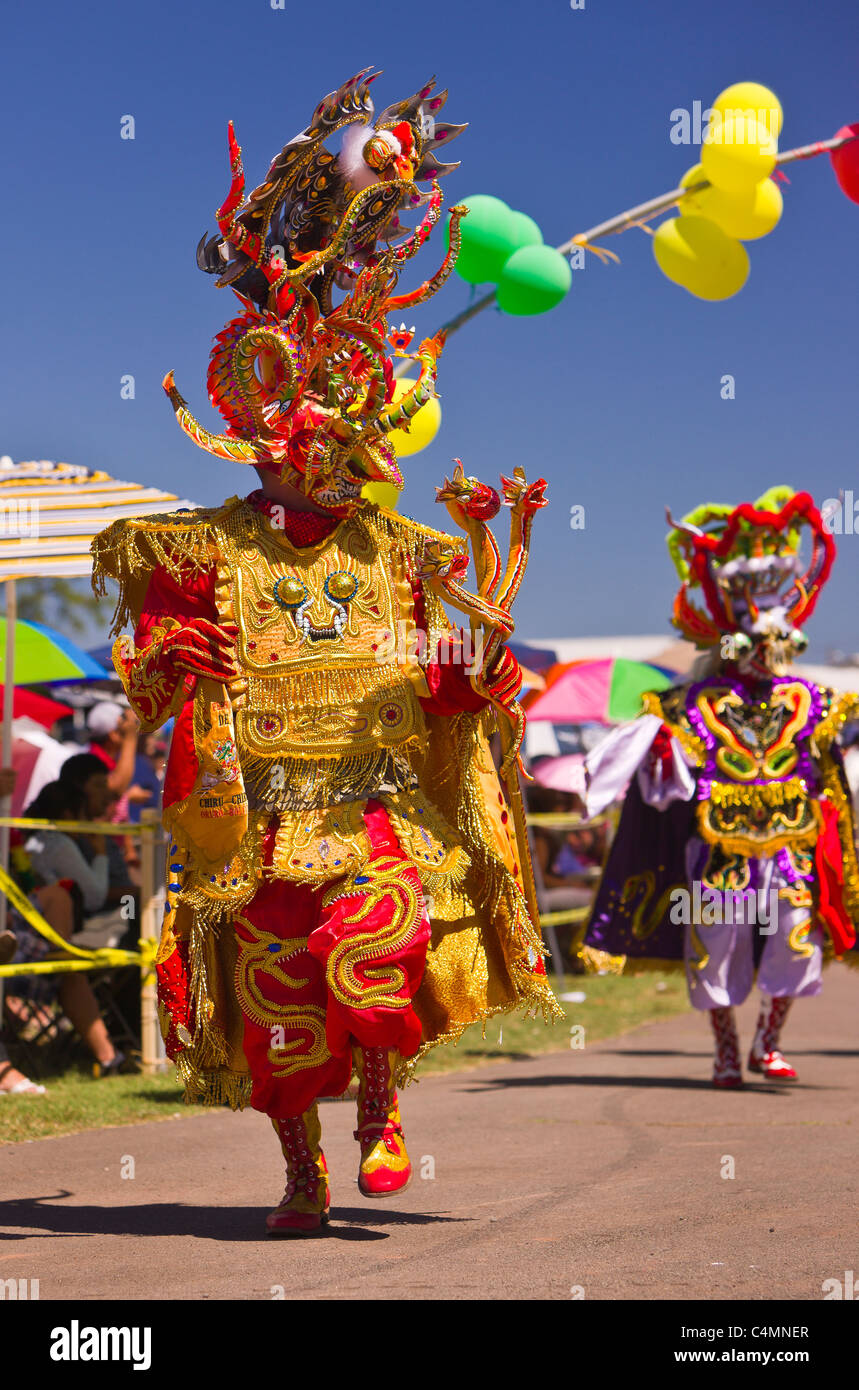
[506,210,544,250]
[449,194,518,285]
[496,245,572,315]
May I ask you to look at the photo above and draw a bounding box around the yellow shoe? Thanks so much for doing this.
[267,1105,330,1235]
[352,1046,412,1198]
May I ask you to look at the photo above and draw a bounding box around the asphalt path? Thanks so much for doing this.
[2,967,856,1300]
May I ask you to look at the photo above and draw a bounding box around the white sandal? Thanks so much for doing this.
[0,1075,47,1096]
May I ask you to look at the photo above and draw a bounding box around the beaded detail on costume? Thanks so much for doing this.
[268,787,468,887]
[213,505,431,804]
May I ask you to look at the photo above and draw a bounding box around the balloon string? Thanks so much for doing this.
[626,217,658,237]
[569,234,622,265]
[435,130,857,342]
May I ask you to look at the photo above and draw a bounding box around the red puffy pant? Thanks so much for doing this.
[233,800,430,1119]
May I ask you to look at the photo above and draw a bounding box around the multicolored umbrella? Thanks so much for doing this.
[0,618,109,685]
[0,685,74,727]
[522,657,677,725]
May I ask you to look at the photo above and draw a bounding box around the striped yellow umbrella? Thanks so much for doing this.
[0,456,196,581]
[0,456,198,929]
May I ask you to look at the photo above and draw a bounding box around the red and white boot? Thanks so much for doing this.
[709,1007,743,1089]
[748,997,797,1081]
[352,1045,412,1198]
[266,1105,330,1236]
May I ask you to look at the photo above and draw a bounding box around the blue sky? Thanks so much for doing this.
[2,0,857,660]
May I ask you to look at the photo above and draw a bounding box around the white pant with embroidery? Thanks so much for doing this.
[683,840,824,1010]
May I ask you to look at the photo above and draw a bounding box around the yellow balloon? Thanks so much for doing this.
[384,377,442,458]
[653,215,750,301]
[712,81,782,138]
[361,480,401,509]
[680,163,783,240]
[701,115,777,192]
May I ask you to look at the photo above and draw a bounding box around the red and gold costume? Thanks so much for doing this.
[92,70,557,1233]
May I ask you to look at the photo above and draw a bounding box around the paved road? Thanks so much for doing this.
[2,968,856,1300]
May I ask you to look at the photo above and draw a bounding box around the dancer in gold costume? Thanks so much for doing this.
[93,70,556,1234]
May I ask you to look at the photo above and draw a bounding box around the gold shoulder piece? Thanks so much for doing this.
[813,688,859,750]
[372,505,467,554]
[91,496,244,634]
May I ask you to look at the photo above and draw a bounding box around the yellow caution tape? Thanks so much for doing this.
[0,816,159,836]
[526,812,609,829]
[0,862,159,978]
[538,907,591,927]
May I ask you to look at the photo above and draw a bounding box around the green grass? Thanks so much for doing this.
[0,1064,188,1144]
[0,972,690,1144]
[416,969,690,1075]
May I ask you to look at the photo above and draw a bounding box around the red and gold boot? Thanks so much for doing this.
[352,1045,412,1198]
[748,996,797,1081]
[709,1007,743,1089]
[266,1105,330,1236]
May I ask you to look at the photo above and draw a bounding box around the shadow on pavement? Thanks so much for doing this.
[458,1073,801,1095]
[794,1049,859,1057]
[326,1207,473,1239]
[607,1049,710,1058]
[0,1192,470,1244]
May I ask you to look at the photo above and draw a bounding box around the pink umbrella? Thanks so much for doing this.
[532,753,586,795]
[522,657,676,725]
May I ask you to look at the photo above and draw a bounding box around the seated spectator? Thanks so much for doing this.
[525,783,592,889]
[554,824,606,879]
[87,703,142,880]
[127,731,165,825]
[26,755,139,942]
[3,763,126,1076]
[0,801,46,1094]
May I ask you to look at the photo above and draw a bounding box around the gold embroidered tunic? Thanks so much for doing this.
[92,497,558,1100]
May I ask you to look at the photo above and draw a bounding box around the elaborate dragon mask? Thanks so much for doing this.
[666,487,835,677]
[162,70,467,516]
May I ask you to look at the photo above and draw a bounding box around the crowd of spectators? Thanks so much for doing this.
[527,782,608,968]
[0,699,168,1097]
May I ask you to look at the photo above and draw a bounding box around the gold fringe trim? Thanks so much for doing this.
[707,776,808,810]
[368,505,468,557]
[174,1061,253,1110]
[578,949,687,976]
[813,690,859,750]
[396,973,562,1088]
[240,741,423,814]
[244,662,424,711]
[91,499,243,635]
[578,944,628,976]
